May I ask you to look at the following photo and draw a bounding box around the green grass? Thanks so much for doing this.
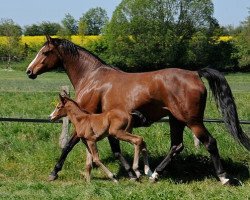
[0,70,249,199]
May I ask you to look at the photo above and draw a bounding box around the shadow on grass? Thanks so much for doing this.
[103,154,249,184]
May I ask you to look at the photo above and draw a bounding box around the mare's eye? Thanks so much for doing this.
[42,51,51,56]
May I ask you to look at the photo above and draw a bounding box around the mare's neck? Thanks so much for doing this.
[61,48,104,91]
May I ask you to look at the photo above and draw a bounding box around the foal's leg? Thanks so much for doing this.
[108,136,136,179]
[49,131,80,181]
[151,117,185,181]
[80,139,93,183]
[189,123,231,185]
[85,149,93,182]
[109,129,152,179]
[87,140,118,183]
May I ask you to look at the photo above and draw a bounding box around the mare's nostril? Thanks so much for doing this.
[26,69,32,75]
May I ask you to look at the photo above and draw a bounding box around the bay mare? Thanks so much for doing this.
[49,94,152,182]
[26,36,250,184]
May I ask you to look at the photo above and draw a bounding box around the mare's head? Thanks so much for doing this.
[49,94,70,122]
[26,35,65,79]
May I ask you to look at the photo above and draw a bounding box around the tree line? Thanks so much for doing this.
[0,0,249,72]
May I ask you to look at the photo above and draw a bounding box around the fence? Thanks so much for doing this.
[1,85,250,148]
[1,116,250,124]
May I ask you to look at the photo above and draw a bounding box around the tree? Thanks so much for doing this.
[0,18,23,68]
[79,7,109,35]
[59,13,78,38]
[0,18,22,36]
[40,21,61,35]
[233,10,250,68]
[23,22,61,36]
[105,0,215,71]
[23,24,42,36]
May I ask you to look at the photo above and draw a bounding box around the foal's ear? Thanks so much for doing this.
[61,89,69,98]
[59,94,67,105]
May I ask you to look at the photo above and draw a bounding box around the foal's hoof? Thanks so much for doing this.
[129,177,139,182]
[48,174,58,181]
[113,179,118,183]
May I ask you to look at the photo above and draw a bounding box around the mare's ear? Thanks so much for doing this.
[46,35,52,43]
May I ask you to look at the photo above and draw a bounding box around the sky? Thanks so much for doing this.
[0,0,249,28]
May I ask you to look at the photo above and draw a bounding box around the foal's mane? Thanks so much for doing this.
[65,97,90,114]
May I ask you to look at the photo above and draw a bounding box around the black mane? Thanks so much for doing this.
[44,37,122,71]
[45,38,107,65]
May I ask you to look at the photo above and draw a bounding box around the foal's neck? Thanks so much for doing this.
[65,101,88,125]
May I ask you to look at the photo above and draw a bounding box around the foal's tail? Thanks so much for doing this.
[198,68,250,151]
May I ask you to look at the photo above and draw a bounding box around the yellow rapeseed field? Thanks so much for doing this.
[0,35,232,48]
[217,35,233,42]
[0,35,101,47]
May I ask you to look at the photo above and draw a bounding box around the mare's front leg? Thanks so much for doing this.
[49,131,80,181]
[108,136,137,179]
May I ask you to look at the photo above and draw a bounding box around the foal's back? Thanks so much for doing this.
[72,107,130,141]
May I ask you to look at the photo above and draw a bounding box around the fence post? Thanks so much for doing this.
[59,86,70,149]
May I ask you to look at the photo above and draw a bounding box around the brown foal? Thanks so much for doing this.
[49,95,152,182]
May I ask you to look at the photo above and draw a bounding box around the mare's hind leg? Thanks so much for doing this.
[189,123,231,185]
[108,136,137,179]
[151,116,185,181]
[49,131,80,181]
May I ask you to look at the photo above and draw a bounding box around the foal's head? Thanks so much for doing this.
[49,94,77,121]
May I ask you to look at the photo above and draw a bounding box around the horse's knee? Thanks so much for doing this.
[135,136,143,146]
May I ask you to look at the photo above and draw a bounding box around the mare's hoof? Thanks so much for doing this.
[219,173,242,186]
[227,178,243,186]
[149,177,158,183]
[48,174,58,181]
[149,171,159,183]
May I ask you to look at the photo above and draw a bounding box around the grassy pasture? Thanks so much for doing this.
[0,70,249,199]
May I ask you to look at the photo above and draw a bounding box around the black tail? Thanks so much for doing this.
[198,68,250,151]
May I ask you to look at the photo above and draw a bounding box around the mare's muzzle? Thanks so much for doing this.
[26,69,37,79]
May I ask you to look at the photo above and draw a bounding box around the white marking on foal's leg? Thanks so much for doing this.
[141,144,153,177]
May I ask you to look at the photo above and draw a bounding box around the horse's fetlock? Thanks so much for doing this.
[55,164,62,171]
[206,137,218,153]
[114,152,121,159]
